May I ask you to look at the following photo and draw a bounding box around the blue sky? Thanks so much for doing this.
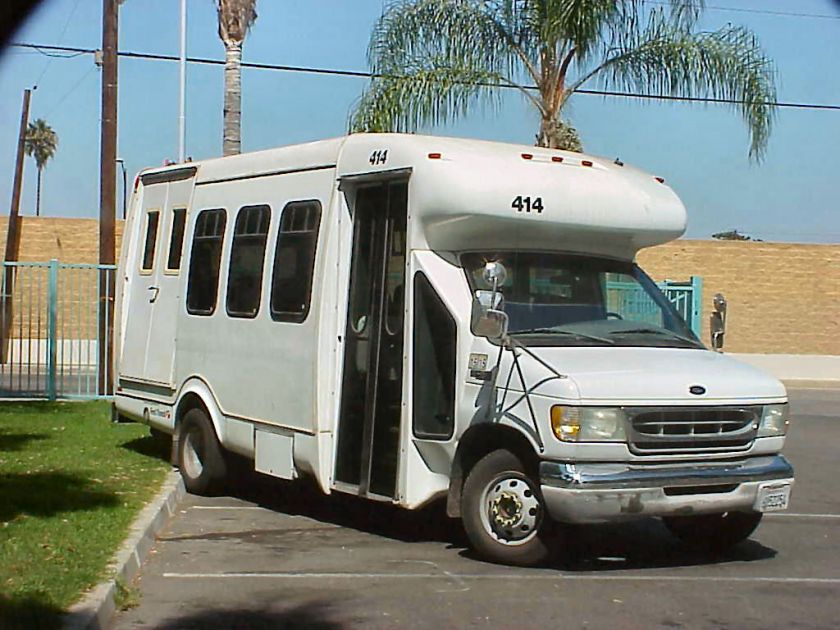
[0,0,838,243]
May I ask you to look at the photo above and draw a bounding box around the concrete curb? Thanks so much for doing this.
[63,470,185,630]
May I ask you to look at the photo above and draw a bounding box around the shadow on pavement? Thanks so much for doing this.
[150,601,344,629]
[226,469,465,547]
[0,471,119,521]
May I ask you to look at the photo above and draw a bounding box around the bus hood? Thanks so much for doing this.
[516,346,787,404]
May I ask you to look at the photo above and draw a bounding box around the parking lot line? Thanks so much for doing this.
[162,572,840,584]
[765,513,840,519]
[189,506,267,510]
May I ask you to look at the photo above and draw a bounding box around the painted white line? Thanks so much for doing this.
[162,572,840,585]
[190,506,267,511]
[765,513,840,519]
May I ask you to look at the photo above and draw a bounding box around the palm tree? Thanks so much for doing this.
[216,0,258,156]
[24,118,58,217]
[351,0,776,157]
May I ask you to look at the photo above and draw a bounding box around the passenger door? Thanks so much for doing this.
[335,181,408,498]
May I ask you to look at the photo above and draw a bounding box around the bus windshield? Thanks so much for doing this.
[462,252,702,348]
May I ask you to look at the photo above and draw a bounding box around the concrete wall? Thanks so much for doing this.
[2,218,838,355]
[637,240,839,356]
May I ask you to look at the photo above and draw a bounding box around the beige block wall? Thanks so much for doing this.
[638,240,840,356]
[3,218,838,355]
[0,216,124,262]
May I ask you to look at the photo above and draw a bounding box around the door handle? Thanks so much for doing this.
[148,286,160,303]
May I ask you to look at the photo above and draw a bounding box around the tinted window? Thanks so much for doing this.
[166,208,187,271]
[413,272,456,439]
[270,200,321,322]
[226,205,271,318]
[141,210,160,271]
[186,208,226,315]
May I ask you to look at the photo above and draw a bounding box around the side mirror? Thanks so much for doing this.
[710,292,727,352]
[471,290,508,339]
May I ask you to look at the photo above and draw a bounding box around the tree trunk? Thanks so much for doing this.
[536,116,583,153]
[223,40,243,157]
[537,116,558,149]
[36,167,42,217]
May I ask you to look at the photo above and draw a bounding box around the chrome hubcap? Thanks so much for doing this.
[183,428,204,479]
[480,475,542,546]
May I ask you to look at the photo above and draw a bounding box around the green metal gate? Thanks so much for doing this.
[0,260,116,399]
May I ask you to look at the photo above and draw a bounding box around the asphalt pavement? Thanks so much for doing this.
[113,388,840,629]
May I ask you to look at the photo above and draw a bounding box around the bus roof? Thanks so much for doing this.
[141,133,687,259]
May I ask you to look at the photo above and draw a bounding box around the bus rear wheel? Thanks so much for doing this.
[177,408,227,495]
[461,449,552,567]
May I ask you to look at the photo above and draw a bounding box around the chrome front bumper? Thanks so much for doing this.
[539,454,794,524]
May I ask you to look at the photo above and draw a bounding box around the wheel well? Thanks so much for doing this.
[446,424,540,518]
[175,392,207,428]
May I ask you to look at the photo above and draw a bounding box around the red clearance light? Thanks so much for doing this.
[521,153,533,160]
[133,175,141,192]
[655,176,666,184]
[551,156,563,163]
[581,160,593,167]
[428,152,442,160]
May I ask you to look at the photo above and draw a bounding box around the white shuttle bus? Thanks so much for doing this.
[115,134,794,566]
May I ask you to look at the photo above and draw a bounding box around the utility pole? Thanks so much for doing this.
[98,0,118,395]
[1,88,32,364]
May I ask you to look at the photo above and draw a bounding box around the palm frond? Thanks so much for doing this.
[24,119,58,170]
[216,0,257,44]
[350,62,508,133]
[575,9,776,158]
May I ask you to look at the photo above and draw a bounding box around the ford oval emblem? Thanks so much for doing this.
[689,385,706,396]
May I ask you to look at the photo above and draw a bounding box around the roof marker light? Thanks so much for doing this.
[655,176,666,184]
[428,152,442,160]
[521,153,533,160]
[551,156,564,163]
[581,160,593,167]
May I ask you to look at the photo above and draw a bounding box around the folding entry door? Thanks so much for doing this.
[335,181,407,498]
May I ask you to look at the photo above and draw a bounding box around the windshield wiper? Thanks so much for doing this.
[511,329,615,344]
[609,328,700,345]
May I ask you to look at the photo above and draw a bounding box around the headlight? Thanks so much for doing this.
[550,406,627,442]
[758,404,790,437]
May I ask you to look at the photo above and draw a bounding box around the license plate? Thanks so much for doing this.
[754,482,792,512]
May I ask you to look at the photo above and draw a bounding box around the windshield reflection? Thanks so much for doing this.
[462,252,703,348]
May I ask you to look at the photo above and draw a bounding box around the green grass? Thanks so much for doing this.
[0,401,170,627]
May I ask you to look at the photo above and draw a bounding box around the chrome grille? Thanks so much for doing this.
[627,407,760,455]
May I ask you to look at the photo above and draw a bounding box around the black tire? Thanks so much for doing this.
[461,449,552,567]
[663,511,763,552]
[177,408,227,495]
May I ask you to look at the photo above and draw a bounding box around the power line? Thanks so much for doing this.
[43,65,96,117]
[11,41,840,112]
[33,0,83,89]
[644,0,840,21]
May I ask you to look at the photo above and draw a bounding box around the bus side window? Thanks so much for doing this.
[226,205,271,318]
[186,208,227,315]
[166,207,188,272]
[270,200,321,323]
[412,272,456,440]
[141,210,160,273]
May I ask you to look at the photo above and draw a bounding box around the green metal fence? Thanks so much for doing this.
[607,276,704,336]
[0,260,116,399]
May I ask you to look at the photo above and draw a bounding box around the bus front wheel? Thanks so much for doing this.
[461,449,552,567]
[177,408,227,495]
